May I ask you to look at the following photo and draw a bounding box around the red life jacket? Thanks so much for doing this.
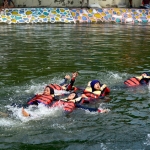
[73,86,78,92]
[82,86,110,103]
[52,100,76,113]
[83,90,100,99]
[49,84,63,90]
[67,85,78,92]
[83,86,110,98]
[101,87,110,97]
[124,77,140,87]
[27,94,54,105]
[66,77,78,92]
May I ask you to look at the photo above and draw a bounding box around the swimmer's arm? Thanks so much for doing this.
[136,75,150,80]
[100,84,107,91]
[69,97,82,103]
[59,75,70,86]
[143,76,150,79]
[87,81,91,87]
[75,104,109,113]
[136,76,143,80]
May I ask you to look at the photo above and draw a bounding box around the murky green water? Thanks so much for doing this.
[0,23,150,150]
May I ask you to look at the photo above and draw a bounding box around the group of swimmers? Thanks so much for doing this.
[22,72,111,117]
[0,71,149,118]
[21,71,150,118]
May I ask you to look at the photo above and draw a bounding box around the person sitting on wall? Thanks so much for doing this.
[0,0,15,12]
[5,0,15,8]
[141,0,150,9]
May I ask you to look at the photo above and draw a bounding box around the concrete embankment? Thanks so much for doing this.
[0,7,150,24]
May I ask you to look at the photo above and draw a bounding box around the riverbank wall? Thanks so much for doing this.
[0,7,150,24]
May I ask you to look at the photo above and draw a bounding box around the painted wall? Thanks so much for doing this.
[71,8,150,23]
[0,8,150,24]
[0,8,75,24]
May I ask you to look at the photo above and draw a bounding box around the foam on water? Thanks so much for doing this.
[0,118,16,127]
[144,134,150,145]
[24,84,45,94]
[3,100,107,126]
[107,71,128,88]
[24,76,71,95]
[0,76,72,127]
[51,123,67,130]
[108,72,124,80]
[5,103,65,123]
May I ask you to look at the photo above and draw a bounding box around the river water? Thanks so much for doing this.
[0,23,150,150]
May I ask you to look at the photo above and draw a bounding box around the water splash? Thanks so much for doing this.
[5,103,65,123]
[144,134,150,145]
[24,76,70,95]
[0,118,16,127]
[109,72,123,80]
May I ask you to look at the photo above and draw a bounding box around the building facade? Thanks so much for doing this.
[4,0,142,8]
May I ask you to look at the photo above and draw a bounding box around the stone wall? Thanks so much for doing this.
[0,8,150,24]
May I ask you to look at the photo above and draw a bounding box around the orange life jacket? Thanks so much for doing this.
[27,94,54,105]
[49,84,63,90]
[52,100,76,113]
[83,85,110,102]
[83,90,100,99]
[124,77,140,87]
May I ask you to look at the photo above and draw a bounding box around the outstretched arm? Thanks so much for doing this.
[75,103,109,113]
[59,75,70,86]
[136,73,150,80]
[66,72,78,91]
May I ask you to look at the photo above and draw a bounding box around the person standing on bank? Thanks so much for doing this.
[129,0,132,8]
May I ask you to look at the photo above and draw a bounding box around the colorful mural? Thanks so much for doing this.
[70,8,150,23]
[0,7,150,24]
[0,8,75,24]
